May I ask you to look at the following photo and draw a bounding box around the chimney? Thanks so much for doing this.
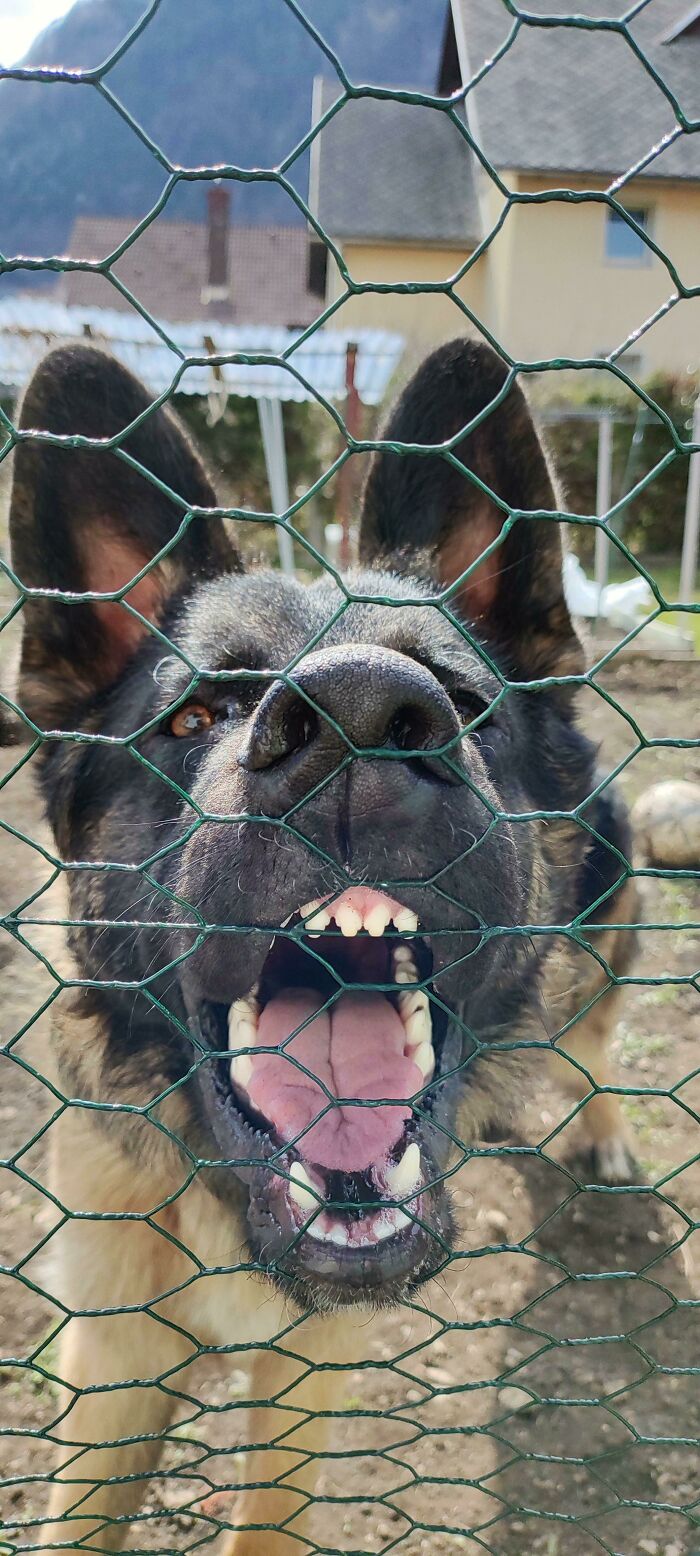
[201,182,232,313]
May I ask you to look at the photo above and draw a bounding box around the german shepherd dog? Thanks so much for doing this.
[8,338,636,1553]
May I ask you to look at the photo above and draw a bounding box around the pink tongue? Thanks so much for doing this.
[245,987,422,1172]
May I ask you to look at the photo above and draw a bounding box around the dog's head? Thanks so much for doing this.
[9,339,592,1309]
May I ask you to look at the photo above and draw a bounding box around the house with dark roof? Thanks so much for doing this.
[59,186,325,331]
[310,0,700,377]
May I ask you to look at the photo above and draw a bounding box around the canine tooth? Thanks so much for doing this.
[306,908,331,934]
[413,1042,435,1082]
[392,1208,412,1233]
[326,1221,349,1247]
[393,908,418,934]
[228,996,259,1026]
[374,1217,396,1242]
[239,1022,257,1050]
[395,968,418,986]
[227,996,259,1046]
[230,1052,253,1090]
[335,905,362,938]
[404,1006,432,1049]
[365,903,392,938]
[385,1142,421,1198]
[289,1162,320,1215]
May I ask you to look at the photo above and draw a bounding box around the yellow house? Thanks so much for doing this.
[310,0,700,380]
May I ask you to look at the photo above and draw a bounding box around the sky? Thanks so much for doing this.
[0,0,74,64]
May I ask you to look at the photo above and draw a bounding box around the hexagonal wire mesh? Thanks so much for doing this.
[1,2,699,1554]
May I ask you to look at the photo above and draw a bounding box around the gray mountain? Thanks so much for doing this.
[0,0,446,274]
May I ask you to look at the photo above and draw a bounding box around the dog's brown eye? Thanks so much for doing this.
[169,702,216,737]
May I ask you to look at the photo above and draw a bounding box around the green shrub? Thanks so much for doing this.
[537,372,699,563]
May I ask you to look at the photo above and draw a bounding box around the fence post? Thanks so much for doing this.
[258,395,296,576]
[679,395,700,605]
[594,411,614,621]
[336,342,361,569]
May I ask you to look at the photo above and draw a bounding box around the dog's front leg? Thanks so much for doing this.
[36,1307,191,1553]
[30,1110,198,1554]
[221,1317,348,1556]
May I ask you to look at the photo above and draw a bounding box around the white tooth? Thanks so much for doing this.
[365,903,392,938]
[306,908,331,934]
[289,1162,320,1215]
[230,1052,253,1089]
[385,1142,421,1198]
[404,1006,432,1049]
[374,1216,396,1242]
[227,996,259,1051]
[398,988,429,1020]
[393,944,416,966]
[395,968,417,985]
[326,1221,349,1247]
[307,1219,326,1241]
[230,1009,258,1037]
[335,905,362,938]
[413,1042,435,1082]
[392,1208,412,1233]
[227,996,259,1039]
[393,908,418,933]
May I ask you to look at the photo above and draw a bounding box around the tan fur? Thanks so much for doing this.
[218,1325,354,1556]
[545,879,638,1171]
[28,869,639,1551]
[31,1093,363,1554]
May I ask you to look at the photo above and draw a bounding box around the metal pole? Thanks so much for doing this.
[594,413,614,621]
[335,342,361,570]
[258,396,295,577]
[679,396,700,605]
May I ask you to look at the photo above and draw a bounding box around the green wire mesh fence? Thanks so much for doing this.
[1,2,699,1554]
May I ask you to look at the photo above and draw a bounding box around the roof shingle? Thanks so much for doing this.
[452,0,700,182]
[310,78,481,246]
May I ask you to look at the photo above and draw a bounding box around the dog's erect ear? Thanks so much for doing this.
[359,338,582,681]
[9,346,241,728]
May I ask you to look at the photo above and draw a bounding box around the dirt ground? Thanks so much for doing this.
[1,654,699,1556]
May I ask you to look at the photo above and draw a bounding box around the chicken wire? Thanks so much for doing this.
[0,3,699,1555]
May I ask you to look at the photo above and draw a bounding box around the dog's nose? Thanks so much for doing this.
[239,645,461,779]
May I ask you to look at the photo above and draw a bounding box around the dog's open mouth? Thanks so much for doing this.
[195,888,455,1291]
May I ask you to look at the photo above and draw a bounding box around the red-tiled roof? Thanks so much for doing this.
[60,216,322,328]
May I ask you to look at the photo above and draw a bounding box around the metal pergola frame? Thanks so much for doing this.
[0,299,406,580]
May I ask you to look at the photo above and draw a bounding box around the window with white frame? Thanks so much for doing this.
[605,206,652,265]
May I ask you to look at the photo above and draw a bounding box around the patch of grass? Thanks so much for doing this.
[658,881,699,924]
[621,1099,668,1142]
[636,984,683,1009]
[618,1028,670,1065]
[225,1369,248,1399]
[30,1330,61,1399]
[608,559,700,654]
[171,1420,203,1443]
